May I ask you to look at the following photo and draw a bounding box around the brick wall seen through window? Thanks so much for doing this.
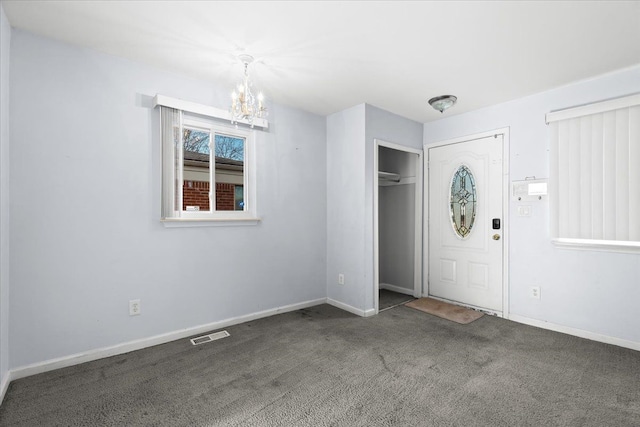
[183,181,241,211]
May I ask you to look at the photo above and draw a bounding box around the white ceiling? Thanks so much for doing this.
[3,1,640,123]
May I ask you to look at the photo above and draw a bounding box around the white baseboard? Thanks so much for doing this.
[0,370,11,406]
[508,314,640,352]
[363,308,376,317]
[327,298,375,317]
[379,283,415,296]
[9,298,326,382]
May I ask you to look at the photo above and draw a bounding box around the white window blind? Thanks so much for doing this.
[548,94,640,245]
[160,106,182,220]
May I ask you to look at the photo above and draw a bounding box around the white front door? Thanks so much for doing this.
[428,135,504,313]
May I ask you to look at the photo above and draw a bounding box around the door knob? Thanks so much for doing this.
[492,234,501,240]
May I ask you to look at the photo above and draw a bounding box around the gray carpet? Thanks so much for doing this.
[1,304,639,426]
[379,289,415,311]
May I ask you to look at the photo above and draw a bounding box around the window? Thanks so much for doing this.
[234,185,244,210]
[450,164,477,239]
[547,93,640,252]
[160,106,258,224]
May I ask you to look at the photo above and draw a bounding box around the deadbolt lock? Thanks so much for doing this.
[492,234,501,240]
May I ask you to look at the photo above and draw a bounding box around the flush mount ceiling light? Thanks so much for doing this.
[230,54,267,127]
[428,95,458,113]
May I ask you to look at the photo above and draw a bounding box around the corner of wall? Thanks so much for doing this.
[326,103,424,314]
[0,0,12,404]
[325,104,367,310]
[363,105,424,311]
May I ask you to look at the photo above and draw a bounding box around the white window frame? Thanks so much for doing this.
[156,96,261,227]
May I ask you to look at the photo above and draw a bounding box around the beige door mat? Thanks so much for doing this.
[405,297,484,324]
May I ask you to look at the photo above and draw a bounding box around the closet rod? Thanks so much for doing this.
[378,171,401,183]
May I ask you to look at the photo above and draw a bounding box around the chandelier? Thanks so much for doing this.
[230,54,267,127]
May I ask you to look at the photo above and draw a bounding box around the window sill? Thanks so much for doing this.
[552,238,640,254]
[161,217,261,228]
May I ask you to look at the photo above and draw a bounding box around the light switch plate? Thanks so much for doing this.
[517,205,532,217]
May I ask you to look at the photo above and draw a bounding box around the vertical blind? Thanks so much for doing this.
[547,94,640,241]
[160,106,182,219]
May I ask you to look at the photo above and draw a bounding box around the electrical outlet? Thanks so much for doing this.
[129,299,141,316]
[530,287,541,299]
[338,273,345,285]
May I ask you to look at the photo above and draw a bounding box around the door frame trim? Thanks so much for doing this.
[373,139,423,315]
[424,128,510,318]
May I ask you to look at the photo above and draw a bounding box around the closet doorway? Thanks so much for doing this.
[373,140,423,313]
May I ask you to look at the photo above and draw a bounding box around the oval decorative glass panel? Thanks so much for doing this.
[450,165,477,238]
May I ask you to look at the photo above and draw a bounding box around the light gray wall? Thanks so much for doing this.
[379,183,415,291]
[0,3,11,388]
[364,105,423,309]
[326,104,366,309]
[9,30,327,369]
[423,65,640,344]
[326,104,422,313]
[378,146,416,178]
